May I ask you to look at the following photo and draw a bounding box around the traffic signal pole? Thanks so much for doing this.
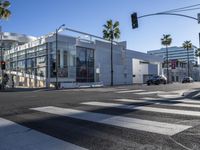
[0,33,4,90]
[131,12,199,30]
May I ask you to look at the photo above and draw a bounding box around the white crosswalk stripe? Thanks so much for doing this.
[114,98,200,108]
[134,91,166,95]
[115,90,146,94]
[0,118,88,150]
[31,106,191,136]
[143,97,200,104]
[81,101,200,117]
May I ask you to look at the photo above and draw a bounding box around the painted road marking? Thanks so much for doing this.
[143,97,200,104]
[115,90,146,94]
[0,118,87,150]
[115,99,200,108]
[31,106,191,136]
[82,101,200,117]
[135,91,165,95]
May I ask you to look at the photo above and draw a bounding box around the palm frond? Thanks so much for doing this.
[195,48,200,57]
[102,19,121,41]
[0,0,10,20]
[113,21,119,29]
[2,9,10,18]
[2,1,10,8]
[161,34,172,46]
[183,40,192,50]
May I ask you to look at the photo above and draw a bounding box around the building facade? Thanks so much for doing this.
[2,31,162,88]
[148,46,200,82]
[148,46,198,64]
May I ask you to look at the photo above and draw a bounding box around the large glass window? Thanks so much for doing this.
[76,47,94,82]
[27,58,35,68]
[37,67,46,77]
[36,56,46,67]
[17,60,25,73]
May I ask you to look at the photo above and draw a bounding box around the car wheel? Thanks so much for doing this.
[155,81,160,85]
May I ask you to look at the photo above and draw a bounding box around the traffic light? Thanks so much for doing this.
[131,13,138,29]
[1,61,6,70]
[198,13,200,24]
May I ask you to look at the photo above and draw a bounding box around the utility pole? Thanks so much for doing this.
[55,24,65,90]
[0,31,4,90]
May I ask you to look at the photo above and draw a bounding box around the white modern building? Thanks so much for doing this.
[148,46,200,82]
[148,46,198,64]
[2,30,162,88]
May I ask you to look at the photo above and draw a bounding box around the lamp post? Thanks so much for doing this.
[0,32,4,90]
[55,24,65,90]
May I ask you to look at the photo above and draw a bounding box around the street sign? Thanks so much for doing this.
[171,60,177,69]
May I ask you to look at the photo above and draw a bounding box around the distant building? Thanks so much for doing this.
[148,46,200,82]
[147,46,198,64]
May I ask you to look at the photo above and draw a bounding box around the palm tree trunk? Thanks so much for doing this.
[187,48,190,77]
[166,45,169,84]
[111,40,113,86]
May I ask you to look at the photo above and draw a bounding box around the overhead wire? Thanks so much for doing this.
[161,4,200,13]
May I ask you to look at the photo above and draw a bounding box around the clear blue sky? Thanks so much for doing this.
[1,0,200,52]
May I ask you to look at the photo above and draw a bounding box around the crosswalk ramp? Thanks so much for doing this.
[0,118,87,150]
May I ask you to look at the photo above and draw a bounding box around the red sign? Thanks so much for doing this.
[171,60,177,69]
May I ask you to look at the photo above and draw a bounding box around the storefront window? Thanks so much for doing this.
[37,67,46,77]
[76,47,94,82]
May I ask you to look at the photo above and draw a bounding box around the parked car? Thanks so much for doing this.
[147,75,167,85]
[182,77,193,83]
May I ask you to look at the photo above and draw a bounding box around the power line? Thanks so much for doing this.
[161,4,200,13]
[169,7,200,13]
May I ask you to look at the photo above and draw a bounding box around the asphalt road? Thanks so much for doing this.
[0,82,200,150]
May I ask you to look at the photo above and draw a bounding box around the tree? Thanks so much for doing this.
[0,0,10,90]
[195,48,200,61]
[183,40,192,77]
[0,0,11,19]
[161,34,172,83]
[103,19,120,86]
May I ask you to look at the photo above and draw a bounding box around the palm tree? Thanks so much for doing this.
[183,41,192,77]
[161,34,172,83]
[0,0,11,19]
[103,19,120,86]
[0,0,10,90]
[195,48,200,61]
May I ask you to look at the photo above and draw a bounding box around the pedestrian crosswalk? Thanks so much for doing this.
[81,101,200,117]
[1,92,200,149]
[114,98,200,108]
[31,106,191,136]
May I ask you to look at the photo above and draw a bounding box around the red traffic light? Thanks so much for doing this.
[1,61,6,70]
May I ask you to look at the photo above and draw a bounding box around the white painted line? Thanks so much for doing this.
[143,97,200,104]
[177,99,200,104]
[82,101,200,117]
[135,91,165,95]
[115,90,146,94]
[115,99,200,108]
[0,118,87,150]
[31,106,191,136]
[158,94,181,99]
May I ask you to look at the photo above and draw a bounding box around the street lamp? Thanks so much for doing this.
[55,24,65,90]
[0,32,4,90]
